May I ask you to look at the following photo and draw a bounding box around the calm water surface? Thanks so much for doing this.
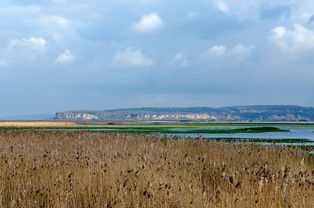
[168,128,314,141]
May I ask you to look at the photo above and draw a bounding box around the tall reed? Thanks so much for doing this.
[0,131,313,208]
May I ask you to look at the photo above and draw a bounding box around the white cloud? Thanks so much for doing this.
[206,45,226,55]
[204,44,254,60]
[272,24,314,51]
[8,37,46,49]
[29,37,47,47]
[277,42,289,51]
[216,1,229,13]
[2,37,47,64]
[55,50,75,64]
[172,53,187,67]
[134,13,163,33]
[49,16,69,26]
[293,24,314,44]
[231,44,254,56]
[113,47,153,67]
[272,26,287,39]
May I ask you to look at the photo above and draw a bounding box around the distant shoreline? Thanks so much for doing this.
[1,120,314,126]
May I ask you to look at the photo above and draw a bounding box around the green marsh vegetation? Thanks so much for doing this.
[0,125,289,134]
[1,122,313,146]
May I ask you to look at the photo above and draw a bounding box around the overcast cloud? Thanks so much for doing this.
[1,0,314,116]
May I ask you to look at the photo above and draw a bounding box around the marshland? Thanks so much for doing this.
[2,121,314,146]
[0,130,313,208]
[3,0,314,207]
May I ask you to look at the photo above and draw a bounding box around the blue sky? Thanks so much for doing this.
[1,0,314,116]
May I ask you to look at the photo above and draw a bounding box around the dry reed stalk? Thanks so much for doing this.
[0,131,312,208]
[0,121,76,127]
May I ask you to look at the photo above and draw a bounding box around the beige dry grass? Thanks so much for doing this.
[0,121,77,127]
[0,131,313,208]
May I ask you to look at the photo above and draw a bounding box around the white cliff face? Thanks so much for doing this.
[124,113,223,120]
[81,114,98,120]
[138,113,214,120]
[56,113,98,120]
[56,112,215,121]
[55,106,314,121]
[55,112,243,121]
[267,114,308,121]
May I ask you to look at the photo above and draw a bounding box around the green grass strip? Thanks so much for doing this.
[0,126,289,134]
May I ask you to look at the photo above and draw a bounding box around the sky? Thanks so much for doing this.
[1,0,314,116]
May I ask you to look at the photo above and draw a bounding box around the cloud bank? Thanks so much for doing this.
[1,0,314,116]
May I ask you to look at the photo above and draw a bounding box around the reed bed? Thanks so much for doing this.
[0,131,313,208]
[0,121,76,127]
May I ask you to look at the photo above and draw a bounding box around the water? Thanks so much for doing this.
[39,124,314,146]
[169,128,314,141]
[163,127,314,147]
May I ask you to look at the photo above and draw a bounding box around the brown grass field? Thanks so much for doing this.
[0,121,77,127]
[0,130,313,208]
[0,121,158,128]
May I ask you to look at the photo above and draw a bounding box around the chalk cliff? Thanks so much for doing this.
[55,105,314,121]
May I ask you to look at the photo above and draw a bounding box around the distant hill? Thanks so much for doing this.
[55,105,314,121]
